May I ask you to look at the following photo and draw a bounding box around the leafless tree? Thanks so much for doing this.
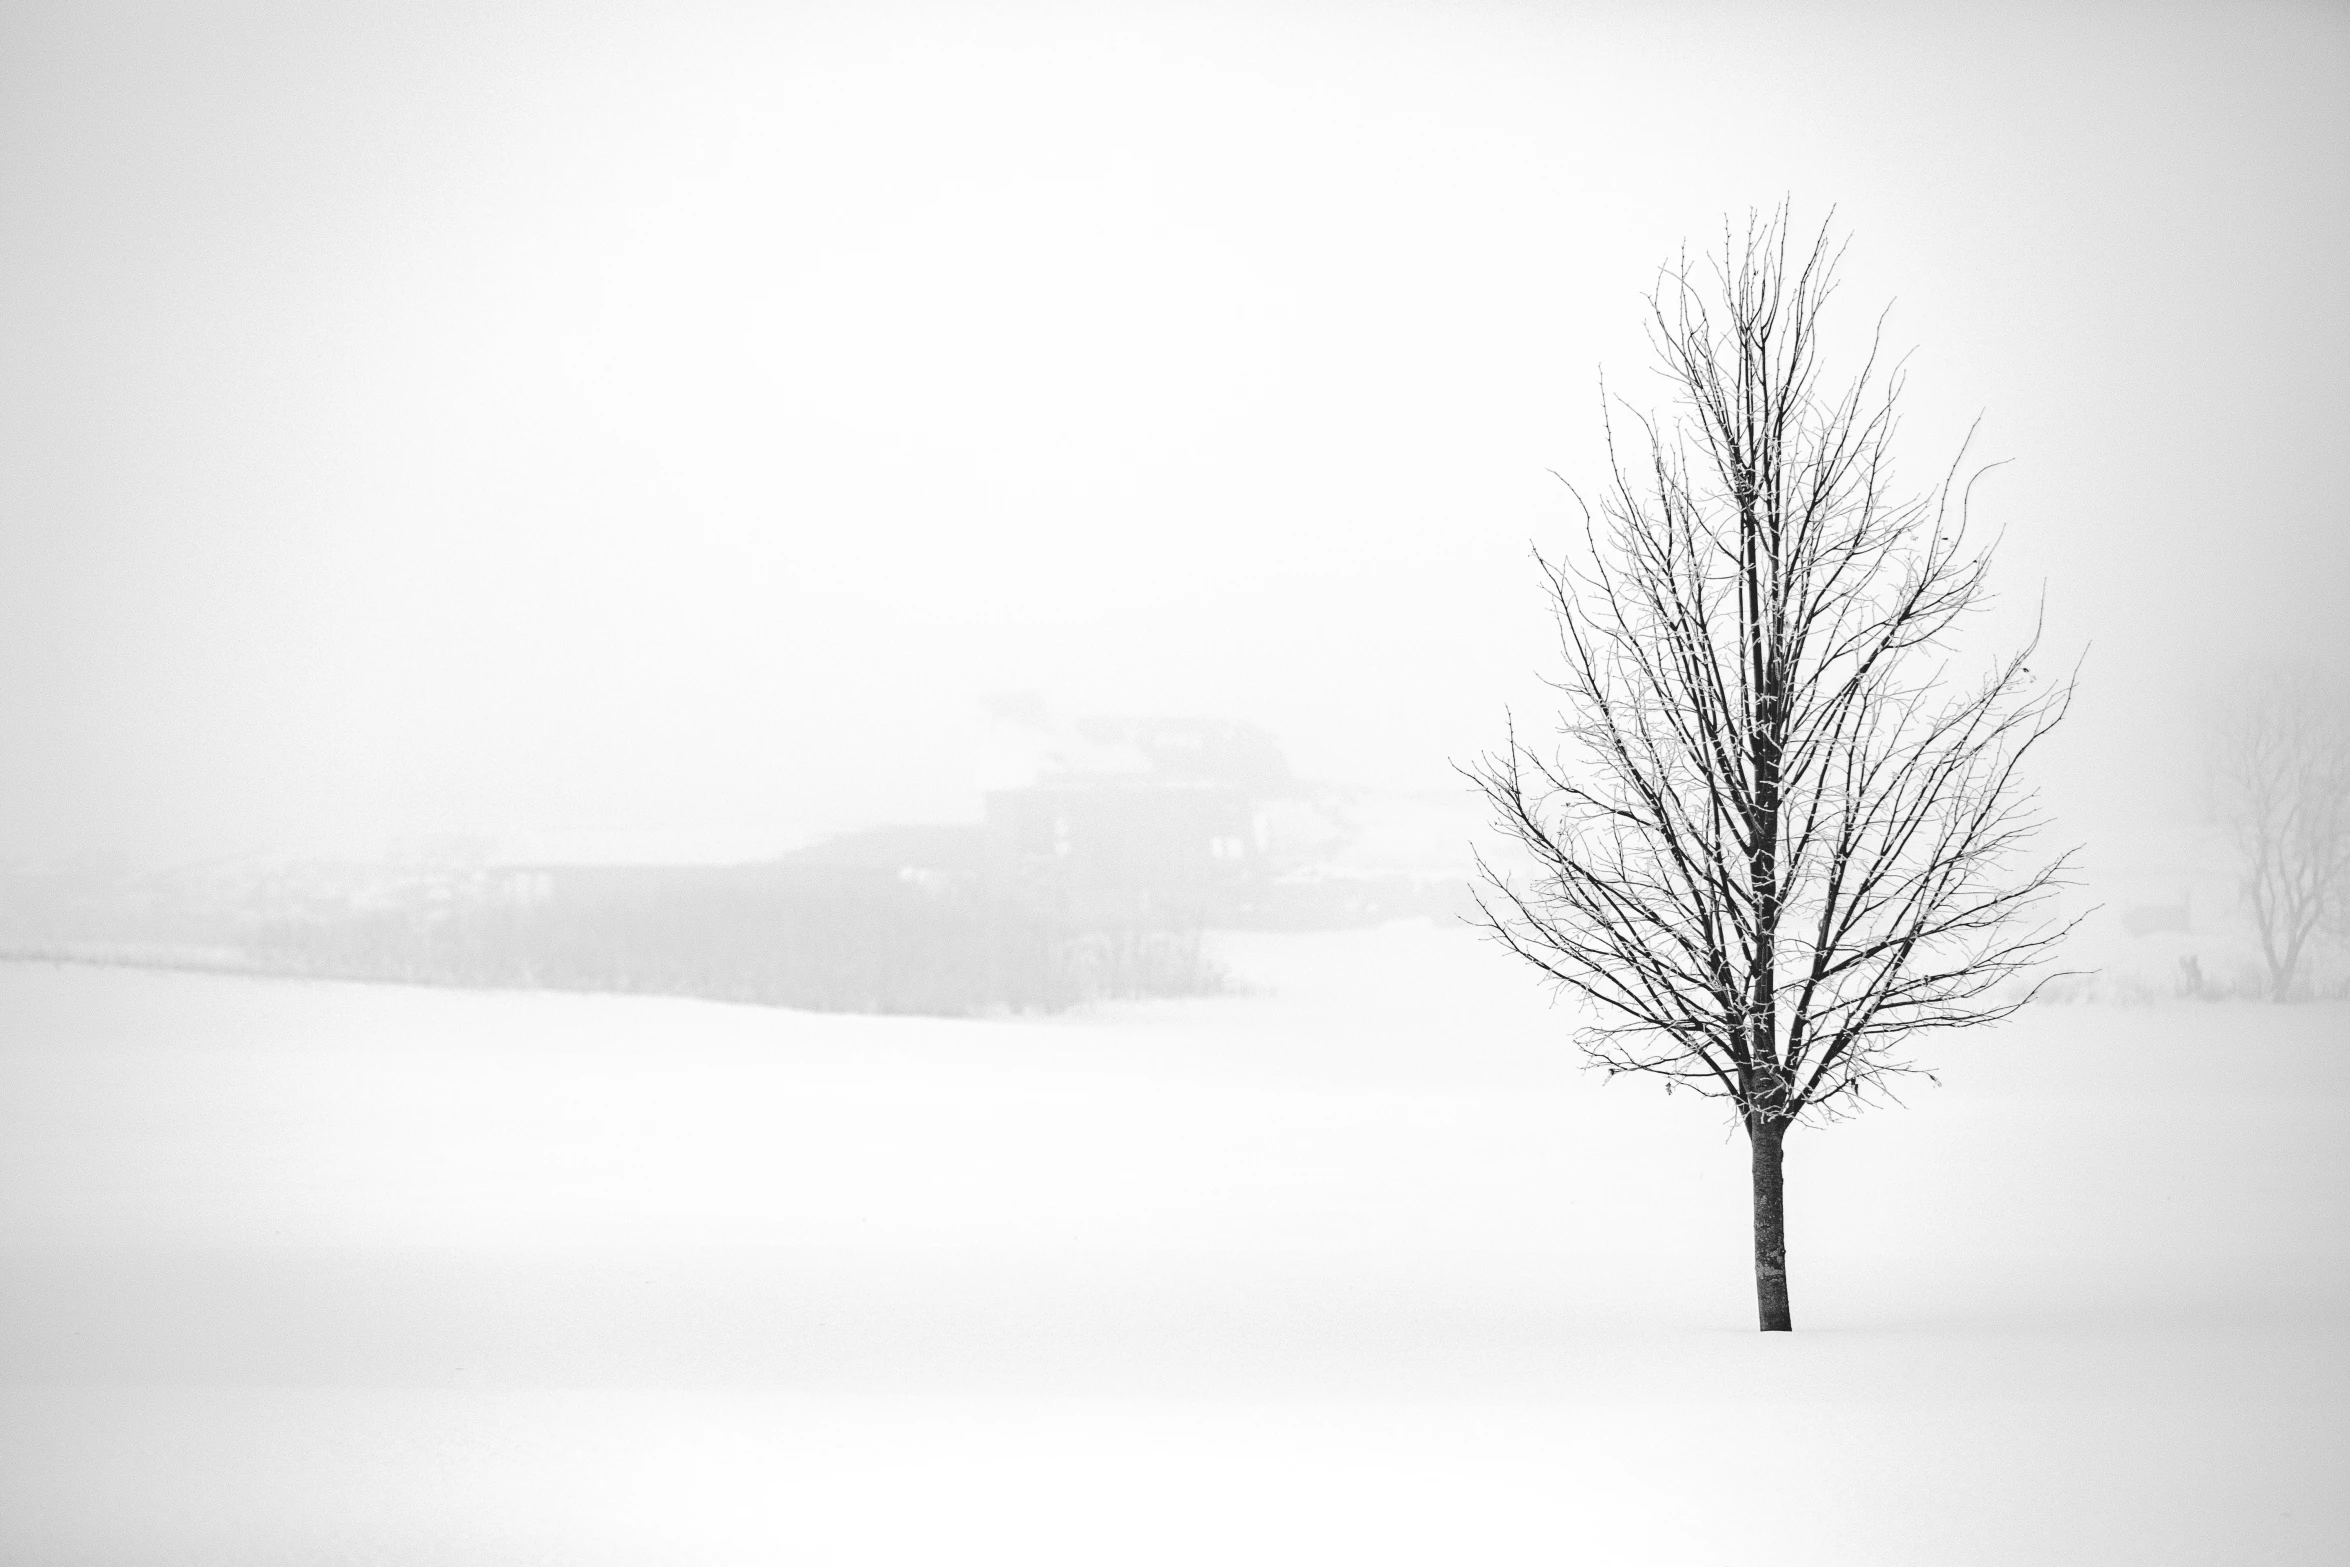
[1466,210,2077,1332]
[2213,669,2350,1001]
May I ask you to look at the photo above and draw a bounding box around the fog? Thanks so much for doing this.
[2,0,2344,865]
[6,10,2349,1559]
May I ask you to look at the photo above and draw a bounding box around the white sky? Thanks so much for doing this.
[1,0,2344,862]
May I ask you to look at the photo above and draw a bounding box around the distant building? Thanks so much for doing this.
[975,716,1284,925]
[985,779,1257,925]
[975,715,1475,929]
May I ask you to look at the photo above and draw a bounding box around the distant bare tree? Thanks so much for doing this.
[1467,210,2077,1332]
[2214,670,2350,1001]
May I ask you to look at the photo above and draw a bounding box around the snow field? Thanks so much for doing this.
[1,924,2343,1564]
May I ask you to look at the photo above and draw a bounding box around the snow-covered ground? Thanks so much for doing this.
[2,924,2344,1564]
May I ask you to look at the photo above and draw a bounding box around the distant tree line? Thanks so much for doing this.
[239,863,1219,1016]
[0,729,1484,1015]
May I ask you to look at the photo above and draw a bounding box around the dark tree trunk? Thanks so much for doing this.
[1750,1115,1792,1331]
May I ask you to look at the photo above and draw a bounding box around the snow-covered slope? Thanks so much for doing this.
[2,926,2343,1564]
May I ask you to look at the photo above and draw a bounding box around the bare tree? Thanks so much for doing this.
[1466,210,2076,1332]
[2214,669,2350,1001]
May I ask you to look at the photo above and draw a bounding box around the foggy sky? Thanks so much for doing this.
[2,0,2343,863]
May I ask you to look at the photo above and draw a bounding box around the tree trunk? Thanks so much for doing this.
[1750,1115,1792,1331]
[2272,924,2309,1002]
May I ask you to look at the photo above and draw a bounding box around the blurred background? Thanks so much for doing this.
[1,0,2344,999]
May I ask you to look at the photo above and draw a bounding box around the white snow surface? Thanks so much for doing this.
[2,924,2344,1564]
